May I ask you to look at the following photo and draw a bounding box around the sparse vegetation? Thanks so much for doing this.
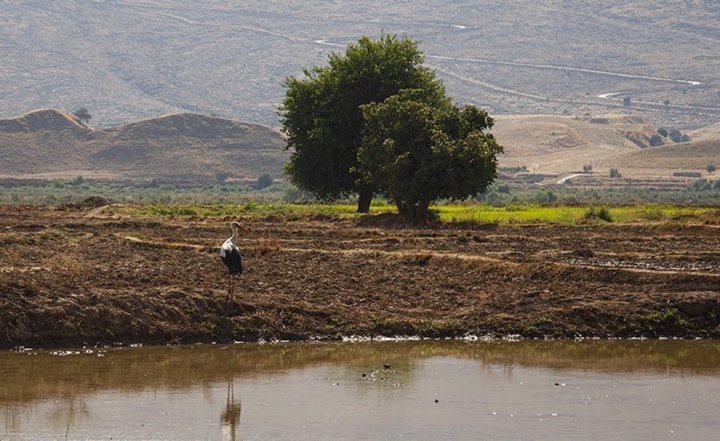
[499,166,528,173]
[584,206,613,222]
[690,179,713,192]
[668,128,690,143]
[72,107,92,124]
[214,171,230,183]
[648,134,663,147]
[256,173,273,189]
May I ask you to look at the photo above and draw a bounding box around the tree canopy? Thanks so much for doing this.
[279,35,502,219]
[358,90,503,218]
[279,35,447,212]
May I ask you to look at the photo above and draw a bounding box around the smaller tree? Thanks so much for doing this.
[609,168,622,179]
[497,183,510,194]
[623,97,632,107]
[257,173,273,189]
[358,91,502,219]
[669,128,683,143]
[214,171,230,183]
[649,134,663,147]
[691,179,711,191]
[73,107,92,124]
[707,164,717,174]
[582,164,593,173]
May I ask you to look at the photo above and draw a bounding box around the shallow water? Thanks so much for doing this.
[1,340,719,441]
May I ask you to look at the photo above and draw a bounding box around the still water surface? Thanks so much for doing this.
[1,340,719,441]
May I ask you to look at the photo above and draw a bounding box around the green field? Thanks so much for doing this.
[1,180,717,225]
[119,202,716,225]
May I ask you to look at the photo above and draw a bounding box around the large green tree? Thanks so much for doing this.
[358,90,503,219]
[279,35,446,212]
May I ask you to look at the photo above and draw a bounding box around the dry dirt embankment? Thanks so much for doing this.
[1,206,719,349]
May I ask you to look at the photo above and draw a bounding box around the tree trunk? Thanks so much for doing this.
[417,200,431,219]
[357,186,373,213]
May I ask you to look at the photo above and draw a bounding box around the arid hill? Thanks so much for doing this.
[0,110,287,182]
[494,114,720,178]
[612,124,720,172]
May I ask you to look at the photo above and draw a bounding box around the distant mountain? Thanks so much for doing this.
[0,110,287,182]
[2,1,719,130]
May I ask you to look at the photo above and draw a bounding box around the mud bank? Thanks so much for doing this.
[1,205,719,349]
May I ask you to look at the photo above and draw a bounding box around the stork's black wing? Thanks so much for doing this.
[221,248,242,275]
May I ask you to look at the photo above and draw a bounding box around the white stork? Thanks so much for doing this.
[220,222,243,299]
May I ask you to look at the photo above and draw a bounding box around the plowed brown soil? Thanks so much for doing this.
[1,205,719,349]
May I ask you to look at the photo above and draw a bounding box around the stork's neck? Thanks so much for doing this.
[230,227,240,245]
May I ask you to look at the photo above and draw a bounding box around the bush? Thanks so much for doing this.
[582,164,593,173]
[691,179,712,191]
[533,190,557,205]
[609,168,621,178]
[707,164,716,174]
[642,207,664,221]
[657,127,668,137]
[497,183,511,194]
[648,134,663,147]
[214,171,230,183]
[73,107,92,124]
[669,129,683,143]
[257,174,273,189]
[584,206,613,222]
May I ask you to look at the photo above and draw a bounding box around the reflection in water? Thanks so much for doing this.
[221,378,242,441]
[52,395,88,441]
[1,340,720,440]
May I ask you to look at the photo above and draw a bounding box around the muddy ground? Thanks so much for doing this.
[1,205,719,349]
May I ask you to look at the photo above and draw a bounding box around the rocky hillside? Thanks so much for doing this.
[0,110,287,182]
